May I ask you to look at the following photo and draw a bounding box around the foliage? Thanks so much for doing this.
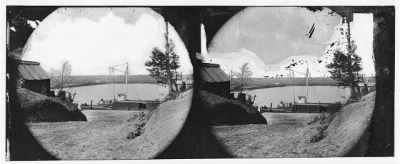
[310,124,328,143]
[145,39,180,85]
[326,48,362,86]
[236,62,253,93]
[326,41,362,98]
[326,18,362,97]
[126,122,146,139]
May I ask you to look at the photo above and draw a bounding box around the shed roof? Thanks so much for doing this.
[18,60,50,80]
[201,63,229,83]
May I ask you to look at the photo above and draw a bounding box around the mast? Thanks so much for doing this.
[290,69,295,103]
[110,67,116,101]
[125,62,128,99]
[109,63,129,101]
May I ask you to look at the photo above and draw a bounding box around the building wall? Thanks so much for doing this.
[22,79,50,95]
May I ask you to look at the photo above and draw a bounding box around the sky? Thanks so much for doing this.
[352,13,374,77]
[22,8,193,76]
[205,7,375,77]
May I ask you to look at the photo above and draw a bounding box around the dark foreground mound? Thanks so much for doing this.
[200,91,267,125]
[17,88,87,122]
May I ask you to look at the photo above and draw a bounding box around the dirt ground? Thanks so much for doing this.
[27,110,144,159]
[212,92,376,158]
[26,90,374,158]
[27,90,192,160]
[212,113,323,158]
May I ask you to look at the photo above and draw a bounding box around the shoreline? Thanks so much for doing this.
[230,84,343,92]
[229,77,341,92]
[51,81,158,90]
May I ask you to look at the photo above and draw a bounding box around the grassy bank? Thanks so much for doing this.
[200,91,267,125]
[51,74,193,89]
[17,88,87,122]
[212,92,376,157]
[51,75,157,89]
[27,90,192,159]
[230,77,339,91]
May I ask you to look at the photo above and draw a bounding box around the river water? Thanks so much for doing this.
[234,86,351,107]
[62,83,170,105]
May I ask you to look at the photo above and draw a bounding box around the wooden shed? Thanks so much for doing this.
[18,60,50,95]
[200,63,230,97]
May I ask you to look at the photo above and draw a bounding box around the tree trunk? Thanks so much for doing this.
[240,74,244,93]
[165,19,173,93]
[355,83,361,95]
[346,17,357,98]
[350,82,356,98]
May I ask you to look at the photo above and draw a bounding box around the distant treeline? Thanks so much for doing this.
[230,77,340,91]
[51,75,157,89]
[51,74,193,89]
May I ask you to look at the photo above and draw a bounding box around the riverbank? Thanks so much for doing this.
[50,75,157,89]
[230,77,339,91]
[212,91,375,157]
[199,91,267,125]
[51,82,158,90]
[17,88,87,122]
[233,86,351,107]
[50,74,193,89]
[27,90,192,159]
[59,76,340,91]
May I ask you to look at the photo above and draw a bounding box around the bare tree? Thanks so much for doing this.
[50,61,72,91]
[236,62,253,93]
[228,69,234,81]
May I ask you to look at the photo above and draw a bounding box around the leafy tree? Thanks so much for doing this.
[326,17,363,98]
[145,20,181,92]
[236,62,253,93]
[168,42,180,73]
[145,48,166,83]
[326,47,362,97]
[145,39,180,90]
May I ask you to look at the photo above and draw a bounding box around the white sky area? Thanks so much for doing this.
[22,8,193,76]
[205,7,374,77]
[352,13,375,76]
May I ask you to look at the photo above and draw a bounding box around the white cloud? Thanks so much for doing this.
[261,15,375,78]
[22,8,192,76]
[265,55,331,77]
[208,48,268,78]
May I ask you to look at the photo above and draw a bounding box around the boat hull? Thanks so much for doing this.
[112,100,162,111]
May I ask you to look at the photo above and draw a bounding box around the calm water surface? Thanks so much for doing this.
[62,83,169,105]
[235,86,351,107]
